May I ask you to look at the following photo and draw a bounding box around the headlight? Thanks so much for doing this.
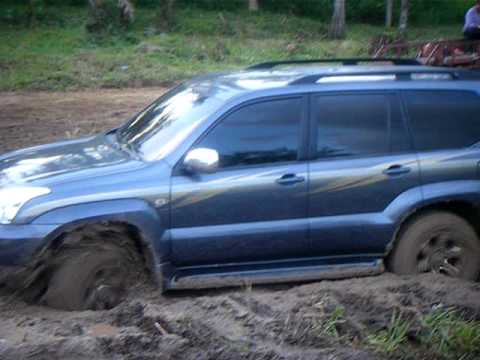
[0,186,51,224]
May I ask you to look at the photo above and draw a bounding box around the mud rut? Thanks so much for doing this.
[0,89,480,360]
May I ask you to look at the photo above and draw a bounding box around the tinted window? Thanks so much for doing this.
[197,98,302,168]
[404,91,480,151]
[314,94,407,158]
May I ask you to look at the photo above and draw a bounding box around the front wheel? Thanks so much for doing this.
[40,225,146,311]
[388,212,480,281]
[43,247,134,310]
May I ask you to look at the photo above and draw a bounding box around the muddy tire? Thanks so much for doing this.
[42,225,145,311]
[389,211,480,281]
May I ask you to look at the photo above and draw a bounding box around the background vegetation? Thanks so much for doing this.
[0,0,472,91]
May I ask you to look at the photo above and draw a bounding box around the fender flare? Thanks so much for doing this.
[32,198,170,286]
[383,180,480,254]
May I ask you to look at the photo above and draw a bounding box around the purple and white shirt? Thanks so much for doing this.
[464,6,480,31]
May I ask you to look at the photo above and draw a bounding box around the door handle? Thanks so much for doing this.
[383,164,411,176]
[276,174,305,185]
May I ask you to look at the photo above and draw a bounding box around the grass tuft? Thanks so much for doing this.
[421,307,480,359]
[367,311,411,354]
[321,306,346,338]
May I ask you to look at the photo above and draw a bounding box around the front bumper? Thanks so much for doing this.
[0,224,58,266]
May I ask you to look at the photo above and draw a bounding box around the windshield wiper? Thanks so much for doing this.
[108,130,141,160]
[120,141,141,160]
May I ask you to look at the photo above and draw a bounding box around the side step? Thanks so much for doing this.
[167,259,385,290]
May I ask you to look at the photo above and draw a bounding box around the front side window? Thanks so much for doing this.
[196,98,303,169]
[313,94,408,159]
[404,91,480,152]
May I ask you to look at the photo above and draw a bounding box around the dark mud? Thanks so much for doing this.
[2,274,480,359]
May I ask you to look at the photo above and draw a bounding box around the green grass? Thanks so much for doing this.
[367,311,411,354]
[0,5,464,91]
[365,308,480,359]
[421,308,480,359]
[320,306,346,338]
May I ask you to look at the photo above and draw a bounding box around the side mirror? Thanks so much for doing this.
[183,148,219,174]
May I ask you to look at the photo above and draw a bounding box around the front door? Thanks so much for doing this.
[170,96,310,266]
[308,92,422,257]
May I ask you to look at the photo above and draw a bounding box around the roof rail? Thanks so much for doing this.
[247,58,422,70]
[289,68,480,85]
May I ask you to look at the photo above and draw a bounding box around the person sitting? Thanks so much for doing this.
[464,0,480,40]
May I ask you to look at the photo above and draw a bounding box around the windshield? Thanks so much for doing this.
[117,82,224,161]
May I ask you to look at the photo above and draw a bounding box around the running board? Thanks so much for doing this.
[167,260,385,290]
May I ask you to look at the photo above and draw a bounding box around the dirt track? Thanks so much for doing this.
[1,89,480,360]
[0,88,164,154]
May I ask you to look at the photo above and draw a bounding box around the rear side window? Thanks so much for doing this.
[404,91,480,151]
[313,94,409,159]
[197,98,302,168]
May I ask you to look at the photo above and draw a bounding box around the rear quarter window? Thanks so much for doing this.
[403,91,480,152]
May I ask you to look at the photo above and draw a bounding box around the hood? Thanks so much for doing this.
[0,135,137,187]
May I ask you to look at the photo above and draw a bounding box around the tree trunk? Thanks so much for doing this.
[398,0,408,34]
[385,0,393,28]
[28,0,45,26]
[118,0,135,25]
[249,0,259,11]
[157,0,176,31]
[328,0,346,40]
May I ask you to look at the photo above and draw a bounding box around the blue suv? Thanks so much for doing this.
[1,59,480,310]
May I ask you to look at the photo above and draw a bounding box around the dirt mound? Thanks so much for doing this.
[1,274,480,359]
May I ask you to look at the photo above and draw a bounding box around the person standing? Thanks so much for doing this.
[464,0,480,40]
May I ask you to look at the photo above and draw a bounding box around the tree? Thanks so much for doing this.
[156,0,176,31]
[86,0,134,34]
[328,0,346,40]
[385,0,393,28]
[249,0,259,11]
[399,0,409,33]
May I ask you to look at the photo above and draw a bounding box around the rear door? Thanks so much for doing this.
[308,92,422,258]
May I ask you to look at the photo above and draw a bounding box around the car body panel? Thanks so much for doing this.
[308,153,422,256]
[14,154,171,225]
[416,148,480,189]
[0,135,131,188]
[32,199,168,263]
[0,65,479,290]
[170,162,309,266]
[0,224,58,266]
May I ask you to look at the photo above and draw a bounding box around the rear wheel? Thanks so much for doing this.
[389,212,480,281]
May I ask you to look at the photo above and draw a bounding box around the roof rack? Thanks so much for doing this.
[247,58,422,70]
[289,68,480,85]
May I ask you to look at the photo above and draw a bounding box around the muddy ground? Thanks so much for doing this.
[1,89,480,360]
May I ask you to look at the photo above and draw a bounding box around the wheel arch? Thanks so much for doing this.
[49,220,159,282]
[385,199,480,258]
[30,198,170,287]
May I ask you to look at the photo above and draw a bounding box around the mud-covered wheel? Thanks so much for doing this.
[389,211,480,281]
[42,225,145,311]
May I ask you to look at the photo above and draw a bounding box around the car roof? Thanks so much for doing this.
[194,65,430,90]
[185,63,480,102]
